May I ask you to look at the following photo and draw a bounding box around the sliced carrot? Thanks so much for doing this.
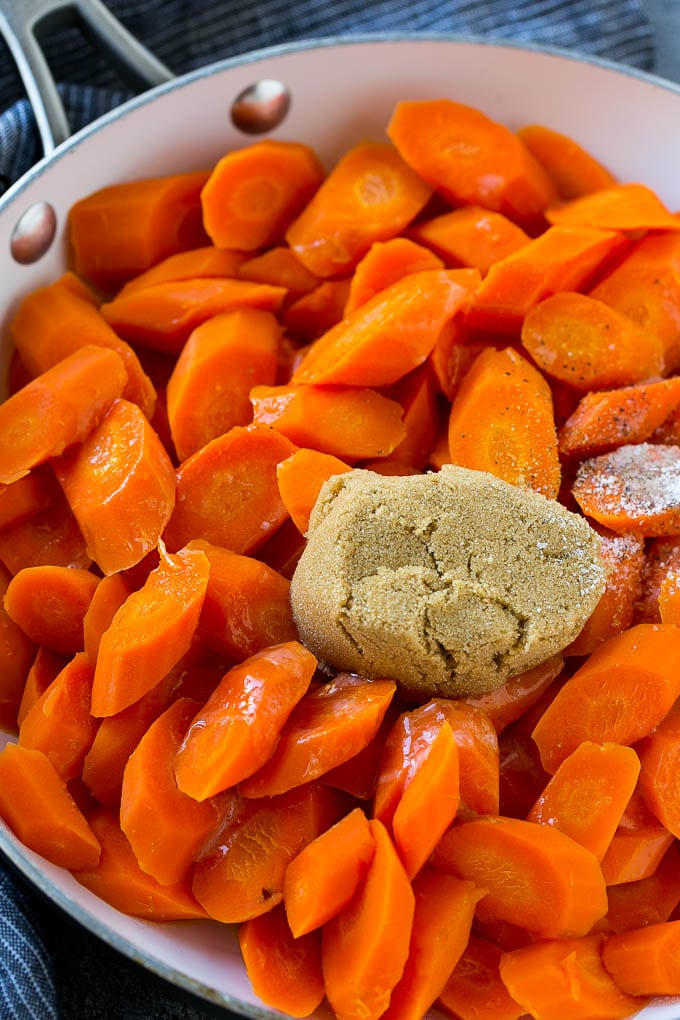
[433,815,607,937]
[0,345,127,485]
[321,706,400,802]
[635,536,680,624]
[344,237,444,315]
[447,345,561,499]
[601,823,674,887]
[606,842,680,933]
[637,704,680,838]
[16,647,66,728]
[498,693,554,819]
[91,543,210,717]
[428,326,493,402]
[276,448,352,535]
[0,489,91,575]
[0,563,36,731]
[532,624,680,773]
[283,807,376,937]
[388,363,441,471]
[239,673,397,798]
[286,141,432,278]
[166,308,280,461]
[659,567,680,624]
[603,920,680,996]
[282,279,352,342]
[0,742,100,869]
[163,424,297,554]
[237,246,320,302]
[321,818,415,1020]
[115,245,247,297]
[4,565,99,655]
[438,935,524,1020]
[546,181,680,231]
[461,653,564,735]
[410,206,530,273]
[0,467,59,533]
[82,572,133,664]
[517,123,618,199]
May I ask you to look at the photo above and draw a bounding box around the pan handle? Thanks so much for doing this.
[0,0,174,156]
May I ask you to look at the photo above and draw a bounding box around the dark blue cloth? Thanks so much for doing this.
[0,1,657,1017]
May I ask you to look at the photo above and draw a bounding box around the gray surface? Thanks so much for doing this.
[640,0,680,81]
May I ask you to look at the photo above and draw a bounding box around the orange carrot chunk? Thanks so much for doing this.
[115,245,247,297]
[409,206,530,274]
[637,704,680,838]
[0,563,38,731]
[4,565,99,655]
[517,123,618,199]
[344,237,445,314]
[237,246,320,301]
[16,648,66,729]
[438,935,524,1020]
[0,489,91,575]
[0,468,60,533]
[603,920,680,996]
[461,653,564,735]
[82,573,133,665]
[276,448,352,534]
[546,181,680,231]
[606,842,680,933]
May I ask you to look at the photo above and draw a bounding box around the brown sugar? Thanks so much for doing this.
[290,465,606,699]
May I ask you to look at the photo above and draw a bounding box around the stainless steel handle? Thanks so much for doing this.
[0,0,174,155]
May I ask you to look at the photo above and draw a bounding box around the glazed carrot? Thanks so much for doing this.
[433,815,608,937]
[73,806,206,919]
[68,170,211,293]
[192,782,345,923]
[0,467,58,532]
[635,536,680,623]
[409,206,530,273]
[9,273,157,418]
[163,424,297,554]
[466,226,626,334]
[0,743,100,869]
[428,326,492,402]
[239,905,325,1018]
[601,822,674,887]
[344,237,444,315]
[498,697,554,818]
[91,543,210,717]
[637,704,680,838]
[283,807,376,937]
[0,490,91,575]
[387,98,556,230]
[239,673,397,798]
[606,842,680,933]
[388,363,441,471]
[166,308,280,461]
[286,141,432,277]
[116,245,247,297]
[546,181,680,231]
[0,345,127,485]
[438,935,524,1020]
[4,565,99,655]
[237,246,320,302]
[186,539,297,660]
[532,624,680,774]
[16,648,66,728]
[202,140,324,251]
[461,653,564,735]
[54,398,176,576]
[282,279,352,341]
[250,383,406,460]
[500,933,645,1019]
[0,563,36,731]
[321,818,415,1020]
[18,652,97,781]
[659,567,680,624]
[603,920,680,995]
[382,869,483,1020]
[100,277,286,354]
[173,641,315,800]
[291,269,479,387]
[322,706,400,801]
[447,346,561,499]
[527,741,641,860]
[276,449,352,534]
[572,443,680,536]
[82,573,132,664]
[517,124,618,199]
[522,291,665,392]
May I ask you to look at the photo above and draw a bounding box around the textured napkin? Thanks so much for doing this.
[0,0,658,1017]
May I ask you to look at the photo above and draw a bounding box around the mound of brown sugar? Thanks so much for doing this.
[290,465,606,699]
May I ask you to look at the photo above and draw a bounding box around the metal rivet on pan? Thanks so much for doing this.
[10,201,57,264]
[231,79,291,134]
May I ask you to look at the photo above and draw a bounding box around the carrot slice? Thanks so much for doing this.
[409,206,530,273]
[16,648,66,729]
[276,448,352,534]
[91,543,210,717]
[237,246,320,301]
[603,920,680,996]
[438,935,524,1020]
[546,181,680,231]
[635,536,680,624]
[517,124,618,199]
[0,742,101,869]
[0,563,37,731]
[601,823,674,887]
[4,565,99,655]
[344,237,444,314]
[637,704,680,838]
[282,279,352,342]
[0,467,60,533]
[606,842,680,933]
[82,572,132,664]
[461,653,564,735]
[115,245,247,297]
[321,818,415,1020]
[0,489,91,575]
[388,362,441,471]
[0,345,127,485]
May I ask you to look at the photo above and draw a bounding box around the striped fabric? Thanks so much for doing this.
[0,0,655,1018]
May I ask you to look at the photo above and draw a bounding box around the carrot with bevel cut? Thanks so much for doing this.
[68,170,210,293]
[239,673,397,798]
[19,652,97,781]
[382,869,483,1020]
[0,489,91,575]
[0,467,58,533]
[286,141,432,278]
[54,398,176,576]
[237,246,320,302]
[0,563,36,731]
[0,743,101,869]
[192,782,345,923]
[387,98,556,230]
[438,935,524,1020]
[73,806,206,919]
[16,648,66,728]
[100,277,286,354]
[344,237,445,315]
[572,443,680,536]
[517,124,618,199]
[606,841,680,933]
[527,742,641,860]
[174,641,315,800]
[120,698,224,885]
[546,181,680,231]
[239,905,325,1018]
[91,543,209,717]
[447,345,561,499]
[522,291,665,392]
[282,279,352,342]
[83,573,132,664]
[603,920,680,996]
[166,308,280,461]
[500,933,646,1020]
[283,807,376,937]
[291,269,479,387]
[115,245,247,297]
[433,815,607,938]
[250,383,406,460]
[9,273,156,418]
[637,703,680,838]
[601,823,674,886]
[461,653,564,734]
[0,345,127,486]
[532,624,680,774]
[163,424,297,554]
[322,818,415,1020]
[4,565,99,655]
[410,206,530,274]
[276,448,352,534]
[186,539,297,660]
